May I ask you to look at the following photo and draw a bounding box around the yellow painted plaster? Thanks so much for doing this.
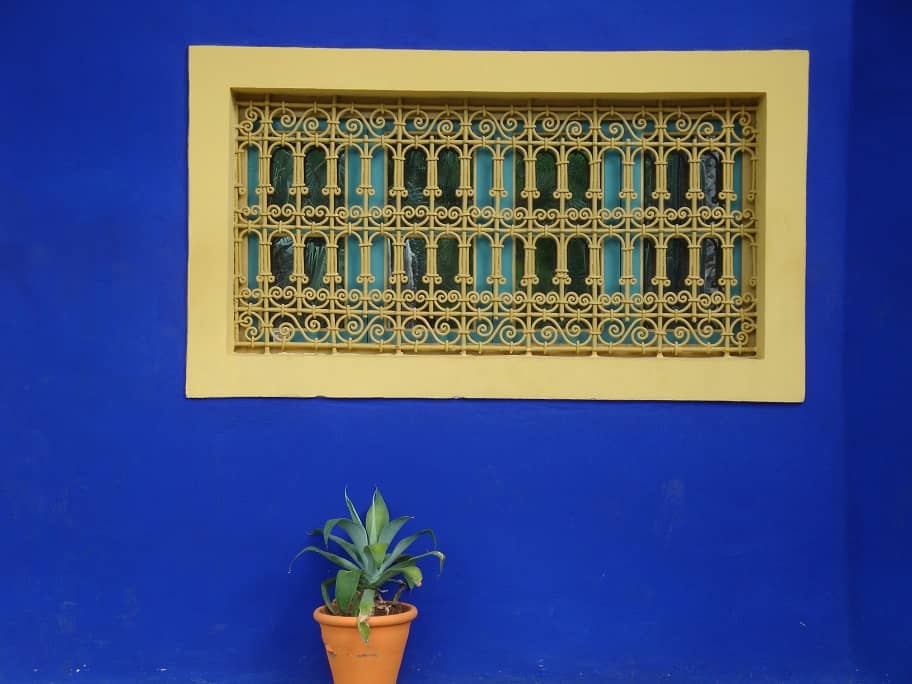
[187,47,807,401]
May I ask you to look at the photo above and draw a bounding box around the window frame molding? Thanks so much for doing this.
[187,46,807,401]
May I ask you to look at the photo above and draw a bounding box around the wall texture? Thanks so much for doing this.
[2,0,900,681]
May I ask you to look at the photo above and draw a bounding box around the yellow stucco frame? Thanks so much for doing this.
[187,46,807,401]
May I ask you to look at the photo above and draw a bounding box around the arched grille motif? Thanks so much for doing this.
[234,96,758,355]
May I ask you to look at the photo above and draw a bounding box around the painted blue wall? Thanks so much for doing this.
[2,0,902,681]
[845,0,912,681]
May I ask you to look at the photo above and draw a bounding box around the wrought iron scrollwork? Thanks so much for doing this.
[234,97,758,355]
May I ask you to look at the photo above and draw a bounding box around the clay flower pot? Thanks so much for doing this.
[313,602,418,684]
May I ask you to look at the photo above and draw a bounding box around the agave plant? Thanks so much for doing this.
[289,488,444,642]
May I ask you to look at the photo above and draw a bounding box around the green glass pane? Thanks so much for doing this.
[270,235,294,288]
[304,148,326,207]
[642,238,656,293]
[437,238,459,290]
[667,237,688,293]
[533,152,557,210]
[269,147,293,206]
[668,151,688,210]
[394,148,428,206]
[643,153,656,208]
[513,150,525,209]
[438,149,460,208]
[567,238,588,294]
[700,237,722,294]
[700,151,722,207]
[302,148,345,208]
[567,152,589,209]
[534,238,557,293]
[304,237,327,288]
[405,237,427,291]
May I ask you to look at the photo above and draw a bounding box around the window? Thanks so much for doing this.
[188,48,807,400]
[235,97,757,356]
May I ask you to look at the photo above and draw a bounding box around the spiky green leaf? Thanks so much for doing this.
[320,577,337,614]
[326,534,367,568]
[411,550,446,574]
[367,543,389,567]
[378,516,412,547]
[400,565,423,589]
[378,551,445,584]
[358,545,377,577]
[288,546,359,573]
[322,517,349,548]
[372,556,416,585]
[365,489,390,544]
[335,569,361,615]
[344,488,365,529]
[380,529,437,572]
[336,518,368,549]
[357,588,376,643]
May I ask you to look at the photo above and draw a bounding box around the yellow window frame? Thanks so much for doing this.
[187,47,807,401]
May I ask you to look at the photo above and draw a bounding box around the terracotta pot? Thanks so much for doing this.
[313,602,418,684]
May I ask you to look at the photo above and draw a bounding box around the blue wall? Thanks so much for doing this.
[845,0,912,681]
[2,0,904,681]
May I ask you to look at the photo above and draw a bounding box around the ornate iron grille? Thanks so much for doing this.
[234,96,758,355]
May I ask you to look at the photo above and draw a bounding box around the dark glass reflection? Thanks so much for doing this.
[438,149,460,208]
[403,236,427,291]
[270,235,294,287]
[567,237,589,294]
[567,151,589,209]
[303,147,344,208]
[700,151,723,293]
[666,237,688,293]
[437,237,460,290]
[268,147,293,206]
[515,151,559,210]
[392,148,428,207]
[533,238,557,293]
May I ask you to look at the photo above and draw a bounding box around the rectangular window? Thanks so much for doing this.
[235,98,758,356]
[187,48,807,400]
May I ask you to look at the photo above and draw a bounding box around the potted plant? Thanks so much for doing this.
[289,488,445,684]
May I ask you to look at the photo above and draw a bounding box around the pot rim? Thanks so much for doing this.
[313,602,418,628]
